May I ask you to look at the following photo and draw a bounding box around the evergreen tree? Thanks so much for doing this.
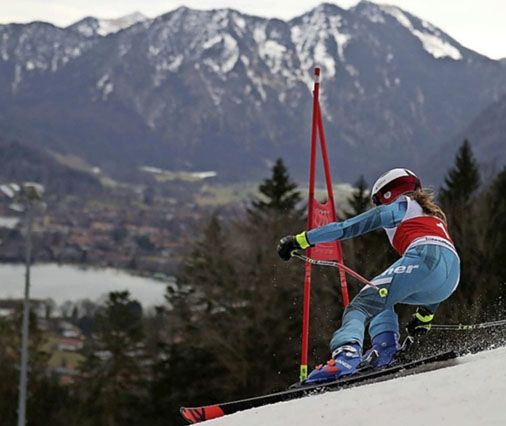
[152,214,238,415]
[249,158,303,221]
[344,175,371,217]
[437,140,485,320]
[440,140,480,208]
[236,159,340,391]
[0,307,70,425]
[486,167,506,292]
[77,291,148,425]
[163,160,340,408]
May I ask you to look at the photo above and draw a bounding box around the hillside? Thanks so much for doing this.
[0,2,505,183]
[207,345,506,426]
[0,140,103,196]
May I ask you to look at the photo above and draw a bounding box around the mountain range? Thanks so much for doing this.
[0,1,505,184]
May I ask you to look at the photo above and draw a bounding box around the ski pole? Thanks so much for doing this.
[429,319,506,331]
[291,251,389,298]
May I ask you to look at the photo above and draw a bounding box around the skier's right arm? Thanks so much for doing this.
[304,198,407,245]
[277,198,407,261]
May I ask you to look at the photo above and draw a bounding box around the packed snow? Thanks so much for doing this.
[207,345,506,426]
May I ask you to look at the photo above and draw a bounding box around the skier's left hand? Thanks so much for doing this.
[406,307,434,336]
[277,232,311,261]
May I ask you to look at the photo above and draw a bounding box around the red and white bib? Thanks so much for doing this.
[385,197,454,256]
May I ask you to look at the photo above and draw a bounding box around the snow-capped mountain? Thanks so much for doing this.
[67,12,148,37]
[0,1,505,183]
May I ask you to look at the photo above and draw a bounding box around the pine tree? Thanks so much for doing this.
[437,140,484,320]
[249,158,303,221]
[345,175,371,217]
[0,307,66,425]
[163,160,339,406]
[157,214,239,404]
[440,140,480,208]
[486,167,506,290]
[77,291,148,425]
[175,214,238,315]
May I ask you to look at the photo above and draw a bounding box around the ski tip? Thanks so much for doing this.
[180,405,225,424]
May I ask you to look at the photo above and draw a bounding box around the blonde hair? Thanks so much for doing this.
[408,188,447,223]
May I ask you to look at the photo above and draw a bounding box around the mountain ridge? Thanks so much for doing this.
[0,1,505,184]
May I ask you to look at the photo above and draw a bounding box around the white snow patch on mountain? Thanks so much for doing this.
[253,26,266,44]
[359,4,385,23]
[167,55,183,72]
[208,345,506,426]
[11,64,21,92]
[203,35,223,50]
[153,54,183,86]
[203,34,239,74]
[346,64,358,77]
[79,12,147,37]
[96,74,113,100]
[259,40,287,74]
[1,33,9,60]
[314,41,336,78]
[381,6,462,60]
[328,15,350,61]
[234,15,246,31]
[413,30,462,60]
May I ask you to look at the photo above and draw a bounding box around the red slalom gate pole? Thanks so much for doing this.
[299,68,320,382]
[315,101,350,306]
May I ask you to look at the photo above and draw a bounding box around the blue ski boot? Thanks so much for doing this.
[305,343,362,384]
[363,332,399,369]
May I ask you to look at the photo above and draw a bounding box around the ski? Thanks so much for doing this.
[180,350,457,424]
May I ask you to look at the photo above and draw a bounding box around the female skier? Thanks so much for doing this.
[277,168,460,384]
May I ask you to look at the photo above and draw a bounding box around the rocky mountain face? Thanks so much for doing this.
[429,93,506,183]
[0,1,505,183]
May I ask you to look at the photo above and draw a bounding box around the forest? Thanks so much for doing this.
[0,140,505,425]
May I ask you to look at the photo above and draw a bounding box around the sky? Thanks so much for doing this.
[0,1,505,59]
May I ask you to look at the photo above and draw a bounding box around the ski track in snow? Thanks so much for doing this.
[206,346,506,426]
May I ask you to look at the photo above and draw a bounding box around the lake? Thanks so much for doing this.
[0,263,171,307]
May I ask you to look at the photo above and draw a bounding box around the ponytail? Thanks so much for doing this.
[409,189,447,223]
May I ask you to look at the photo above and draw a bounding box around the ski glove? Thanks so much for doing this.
[277,232,311,261]
[406,307,434,336]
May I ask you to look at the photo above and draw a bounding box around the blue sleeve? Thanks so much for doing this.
[306,198,408,245]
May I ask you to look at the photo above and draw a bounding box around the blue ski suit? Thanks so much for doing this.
[305,195,460,351]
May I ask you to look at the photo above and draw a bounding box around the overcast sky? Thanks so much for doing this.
[1,0,505,59]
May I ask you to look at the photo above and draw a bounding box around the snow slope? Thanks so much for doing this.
[207,346,506,426]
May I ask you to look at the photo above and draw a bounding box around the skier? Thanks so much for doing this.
[277,168,460,384]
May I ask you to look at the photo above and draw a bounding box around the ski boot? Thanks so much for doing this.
[305,343,362,384]
[362,331,399,369]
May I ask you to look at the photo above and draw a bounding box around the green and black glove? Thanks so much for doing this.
[277,232,311,261]
[406,307,434,337]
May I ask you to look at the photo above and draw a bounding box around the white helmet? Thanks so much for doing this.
[371,168,421,206]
